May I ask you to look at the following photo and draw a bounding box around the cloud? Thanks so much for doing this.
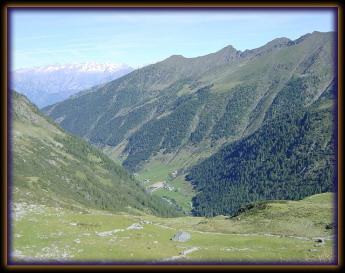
[16,34,63,42]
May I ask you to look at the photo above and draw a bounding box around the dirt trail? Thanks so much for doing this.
[94,221,146,237]
[156,247,199,263]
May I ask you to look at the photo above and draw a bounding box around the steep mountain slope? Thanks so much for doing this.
[186,85,336,216]
[10,91,182,217]
[11,62,134,107]
[43,31,335,175]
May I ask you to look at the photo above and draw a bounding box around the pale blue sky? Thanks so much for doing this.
[9,8,336,69]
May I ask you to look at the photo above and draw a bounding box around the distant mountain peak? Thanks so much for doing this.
[166,54,185,60]
[265,37,291,47]
[15,62,132,73]
[11,62,134,107]
[75,62,132,72]
[218,44,238,52]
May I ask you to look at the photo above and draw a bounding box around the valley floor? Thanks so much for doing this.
[9,193,336,265]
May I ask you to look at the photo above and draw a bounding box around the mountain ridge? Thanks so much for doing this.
[42,31,335,214]
[11,62,134,108]
[44,31,334,170]
[14,62,132,73]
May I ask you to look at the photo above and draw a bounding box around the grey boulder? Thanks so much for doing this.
[171,231,191,242]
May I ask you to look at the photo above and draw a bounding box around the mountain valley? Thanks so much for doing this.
[9,31,338,265]
[42,31,336,216]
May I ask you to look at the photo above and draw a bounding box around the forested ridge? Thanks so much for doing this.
[186,87,336,217]
[43,32,335,173]
[40,32,336,217]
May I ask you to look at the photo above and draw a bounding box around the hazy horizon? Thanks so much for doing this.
[9,8,336,69]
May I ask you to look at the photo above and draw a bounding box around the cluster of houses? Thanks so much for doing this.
[170,170,178,178]
[145,186,157,193]
[163,184,174,191]
[145,180,176,193]
[140,170,180,193]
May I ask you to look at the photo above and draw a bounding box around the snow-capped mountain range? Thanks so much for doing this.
[11,62,134,108]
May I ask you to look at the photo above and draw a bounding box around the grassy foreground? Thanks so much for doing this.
[10,193,336,264]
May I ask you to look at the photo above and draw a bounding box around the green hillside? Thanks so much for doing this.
[43,31,335,174]
[10,90,182,217]
[186,87,336,217]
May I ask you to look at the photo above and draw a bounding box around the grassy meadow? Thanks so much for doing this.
[10,192,336,264]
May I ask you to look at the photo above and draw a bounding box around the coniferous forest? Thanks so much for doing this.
[186,86,336,217]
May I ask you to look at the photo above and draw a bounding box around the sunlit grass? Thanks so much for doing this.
[11,193,335,264]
